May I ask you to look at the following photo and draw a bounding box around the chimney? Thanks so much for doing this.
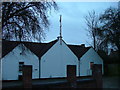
[81,44,85,47]
[57,36,59,40]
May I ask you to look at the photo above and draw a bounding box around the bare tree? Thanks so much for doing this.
[85,10,101,51]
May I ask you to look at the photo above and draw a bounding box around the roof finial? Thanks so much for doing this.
[59,15,62,45]
[59,15,62,39]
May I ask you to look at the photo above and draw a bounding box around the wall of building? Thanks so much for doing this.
[1,40,104,80]
[80,48,104,76]
[41,39,79,78]
[2,44,39,80]
[2,51,19,80]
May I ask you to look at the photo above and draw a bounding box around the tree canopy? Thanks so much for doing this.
[2,1,58,42]
[98,7,120,53]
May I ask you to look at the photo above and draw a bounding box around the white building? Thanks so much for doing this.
[68,45,104,76]
[40,38,79,78]
[1,37,104,80]
[2,42,39,80]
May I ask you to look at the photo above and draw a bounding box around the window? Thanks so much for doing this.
[90,62,94,69]
[19,62,24,72]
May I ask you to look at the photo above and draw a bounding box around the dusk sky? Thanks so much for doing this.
[43,2,118,47]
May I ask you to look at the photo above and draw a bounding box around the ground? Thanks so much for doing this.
[103,76,120,88]
[2,76,120,88]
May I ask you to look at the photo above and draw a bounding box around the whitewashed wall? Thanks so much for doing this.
[41,39,79,78]
[2,44,39,80]
[80,48,104,76]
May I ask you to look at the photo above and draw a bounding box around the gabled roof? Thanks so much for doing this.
[2,39,91,59]
[67,45,91,59]
[2,39,58,58]
[2,40,20,58]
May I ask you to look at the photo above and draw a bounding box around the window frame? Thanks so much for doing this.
[19,62,24,72]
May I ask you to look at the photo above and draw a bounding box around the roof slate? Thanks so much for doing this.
[2,39,91,59]
[68,45,91,59]
[2,39,58,58]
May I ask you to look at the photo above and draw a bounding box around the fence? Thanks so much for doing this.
[2,64,103,89]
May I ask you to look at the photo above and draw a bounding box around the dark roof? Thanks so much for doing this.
[2,39,91,59]
[68,45,91,59]
[2,39,58,58]
[2,40,20,58]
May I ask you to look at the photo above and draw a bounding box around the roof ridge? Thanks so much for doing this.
[2,39,90,59]
[2,39,58,44]
[67,44,91,48]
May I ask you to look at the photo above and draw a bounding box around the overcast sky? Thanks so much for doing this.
[43,2,118,47]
